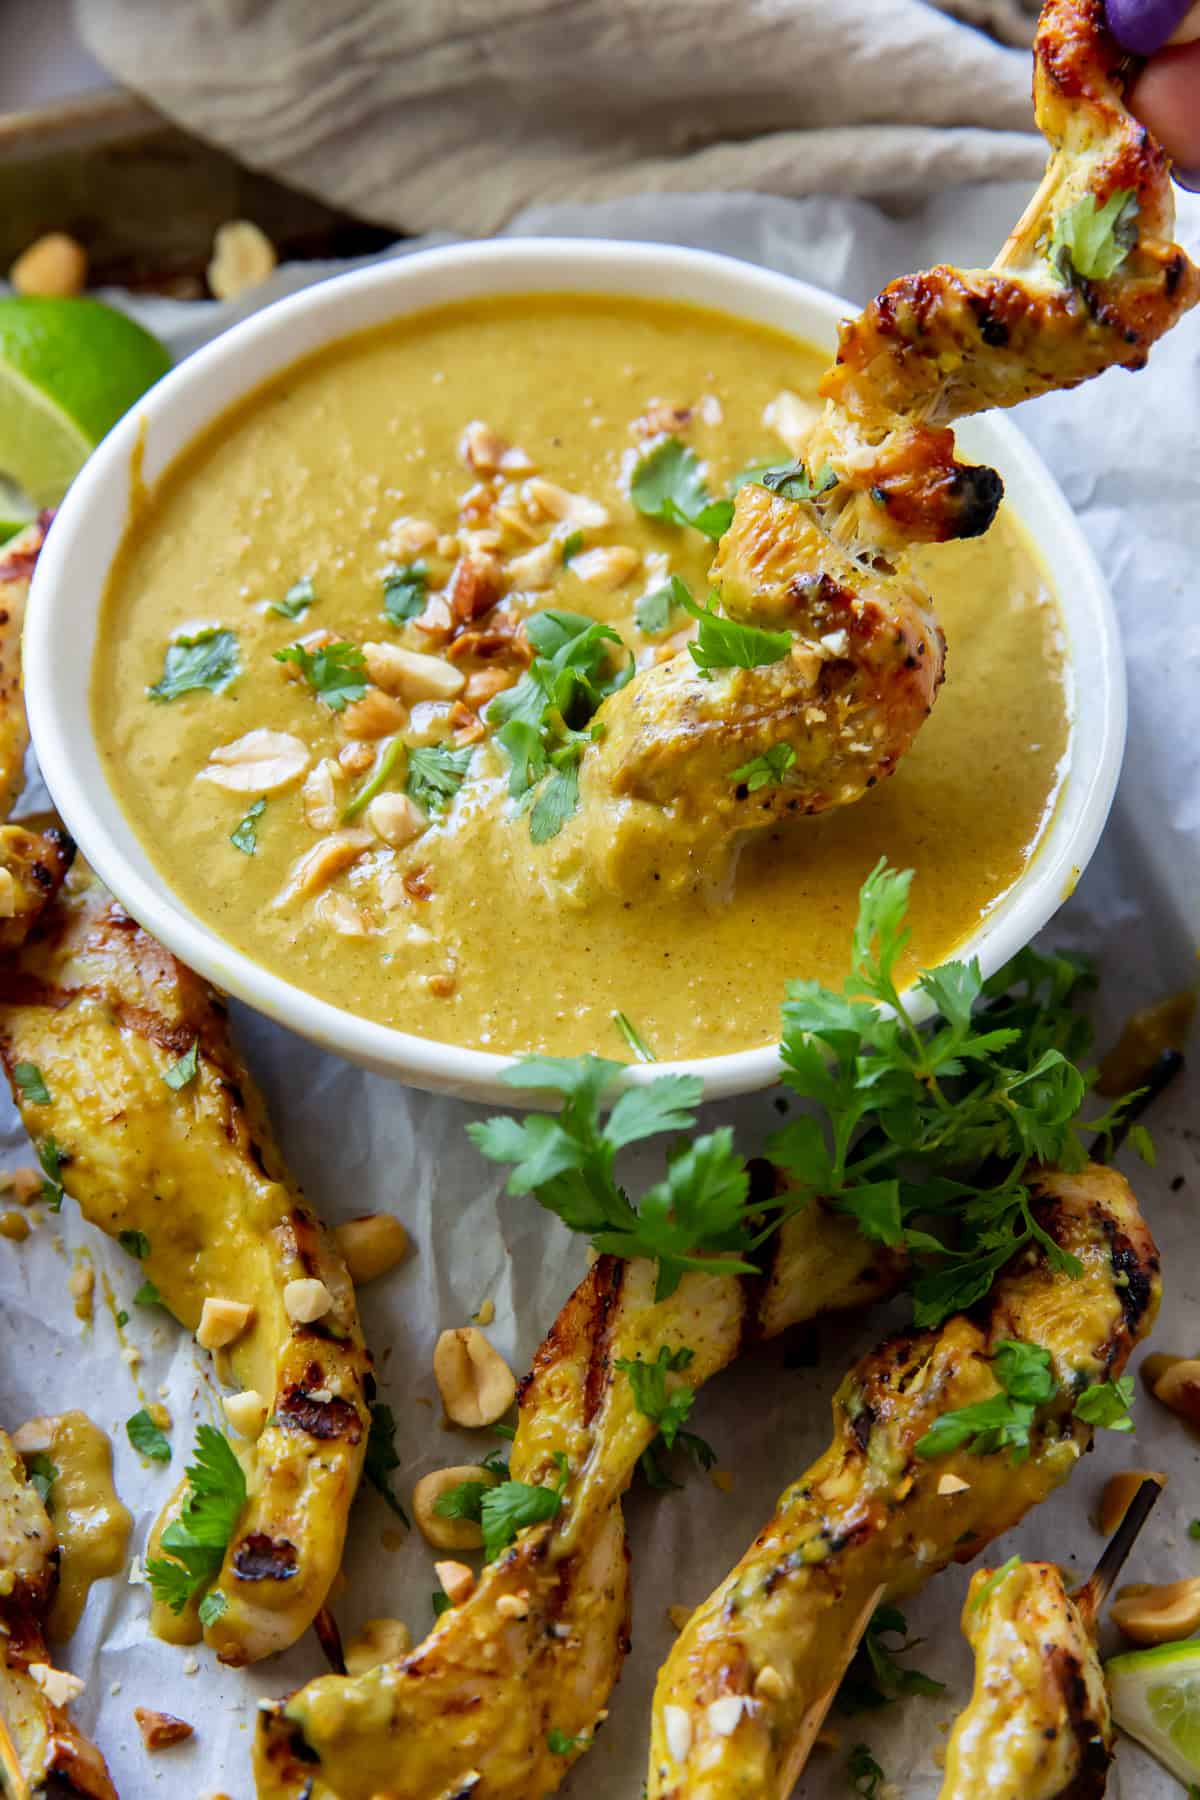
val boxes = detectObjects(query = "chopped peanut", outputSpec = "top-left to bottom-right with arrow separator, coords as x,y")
222,1389 -> 268,1439
0,1210 -> 29,1241
315,892 -> 368,937
386,518 -> 438,557
937,1473 -> 969,1496
68,1264 -> 94,1323
29,1663 -> 84,1707
506,540 -> 561,592
334,1213 -> 410,1285
1096,1469 -> 1166,1536
338,742 -> 375,775
11,232 -> 87,297
406,701 -> 457,746
340,687 -> 410,740
413,594 -> 455,642
433,1326 -> 517,1428
303,758 -> 344,831
435,1560 -> 476,1605
569,546 -> 641,590
764,388 -> 820,456
754,1663 -> 789,1700
283,1278 -> 334,1324
496,1592 -> 529,1620
367,792 -> 427,849
1140,1351 -> 1184,1391
521,477 -> 609,529
1111,1576 -> 1200,1644
134,1707 -> 194,1750
459,420 -> 510,474
198,728 -> 309,794
207,219 -> 277,299
1150,1357 -> 1200,1428
343,1617 -> 412,1676
362,641 -> 464,702
9,1167 -> 43,1205
196,1296 -> 255,1350
413,1464 -> 500,1551
274,830 -> 372,906
446,552 -> 503,624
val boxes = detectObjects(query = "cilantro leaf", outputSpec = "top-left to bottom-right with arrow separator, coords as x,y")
230,797 -> 266,855
560,530 -> 584,564
382,562 -> 428,625
1073,1374 -> 1135,1432
848,1742 -> 887,1798
275,639 -> 367,711
145,1425 -> 245,1613
618,1344 -> 717,1487
198,1589 -> 228,1626
163,1041 -> 199,1091
991,1339 -> 1057,1405
480,1453 -> 569,1561
529,762 -> 579,844
148,628 -> 239,702
679,590 -> 791,675
25,1452 -> 57,1507
839,1604 -> 945,1712
630,437 -> 733,539
37,1136 -> 64,1211
914,1339 -> 1056,1463
13,1063 -> 50,1104
758,460 -> 837,503
433,1480 -> 490,1523
118,1229 -> 150,1260
126,1408 -> 171,1463
1050,188 -> 1138,285
729,743 -> 796,792
431,1591 -> 452,1619
364,1403 -> 409,1525
133,1279 -> 162,1308
268,576 -> 316,621
405,743 -> 474,816
635,574 -> 689,637
547,1726 -> 591,1755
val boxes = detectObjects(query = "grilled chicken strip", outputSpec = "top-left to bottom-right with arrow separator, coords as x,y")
0,1430 -> 118,1800
0,868 -> 372,1667
569,0 -> 1198,898
939,1560 -> 1111,1800
255,1186 -> 904,1800
646,1163 -> 1158,1799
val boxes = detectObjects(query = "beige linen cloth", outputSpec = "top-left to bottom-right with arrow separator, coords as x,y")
76,0 -> 1045,235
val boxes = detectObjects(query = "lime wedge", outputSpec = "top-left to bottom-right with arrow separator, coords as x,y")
0,296 -> 170,508
1106,1637 -> 1200,1784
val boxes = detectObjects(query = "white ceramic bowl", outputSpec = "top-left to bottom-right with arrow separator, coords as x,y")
25,239 -> 1125,1103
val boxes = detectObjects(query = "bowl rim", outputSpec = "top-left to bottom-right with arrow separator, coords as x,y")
24,236 -> 1127,1103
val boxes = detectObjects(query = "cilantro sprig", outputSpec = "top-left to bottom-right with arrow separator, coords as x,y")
679,588 -> 791,676
364,1403 -> 410,1526
383,562 -> 428,625
914,1339 -> 1135,1463
406,744 -> 474,817
275,639 -> 367,711
467,1057 -> 785,1300
617,1345 -> 717,1489
489,609 -> 632,843
148,628 -> 239,702
730,744 -> 796,792
145,1426 -> 246,1613
630,437 -> 733,540
1050,188 -> 1138,286
268,576 -> 316,621
838,1603 -> 945,1712
476,1452 -> 569,1561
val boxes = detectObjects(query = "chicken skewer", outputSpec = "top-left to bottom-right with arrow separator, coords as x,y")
254,1186 -> 905,1800
0,1430 -> 118,1800
645,1162 -> 1159,1799
0,865 -> 373,1667
569,0 -> 1200,898
938,1476 -> 1162,1799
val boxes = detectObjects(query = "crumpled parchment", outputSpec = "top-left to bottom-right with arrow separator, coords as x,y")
1,183 -> 1198,1797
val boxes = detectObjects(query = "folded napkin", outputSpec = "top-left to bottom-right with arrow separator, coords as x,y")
75,0 -> 1046,234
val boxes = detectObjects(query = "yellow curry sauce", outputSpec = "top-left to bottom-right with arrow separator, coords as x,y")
94,295 -> 1068,1061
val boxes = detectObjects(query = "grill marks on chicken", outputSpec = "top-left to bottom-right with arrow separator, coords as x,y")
939,1560 -> 1112,1800
0,872 -> 373,1667
644,1165 -> 1159,1799
254,1197 -> 905,1800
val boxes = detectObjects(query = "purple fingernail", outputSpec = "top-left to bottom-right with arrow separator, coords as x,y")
1175,165 -> 1200,191
1106,0 -> 1193,54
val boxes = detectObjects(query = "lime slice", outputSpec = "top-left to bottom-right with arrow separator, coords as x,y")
0,296 -> 171,508
1106,1638 -> 1200,1784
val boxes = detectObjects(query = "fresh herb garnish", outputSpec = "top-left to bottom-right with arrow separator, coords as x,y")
344,735 -> 406,820
38,1137 -> 64,1212
915,1341 -> 1134,1463
729,744 -> 796,792
134,1279 -> 162,1308
547,1727 -> 591,1755
13,1063 -> 50,1104
268,576 -> 316,621
630,437 -> 733,539
634,574 -> 689,637
758,460 -> 837,503
490,609 -> 632,842
405,744 -> 474,817
431,1591 -> 452,1619
1188,1518 -> 1200,1541
618,1345 -> 717,1489
383,562 -> 428,626
839,1603 -> 945,1712
613,1009 -> 656,1063
678,589 -> 791,676
1128,1122 -> 1156,1167
468,1057 -> 776,1300
126,1409 -> 171,1464
145,1425 -> 246,1613
848,1741 -> 887,1798
364,1403 -> 409,1526
25,1452 -> 57,1507
275,639 -> 368,712
1050,188 -> 1138,285
433,1479 -> 492,1522
479,1452 -> 569,1561
163,1041 -> 199,1091
230,797 -> 266,855
118,1229 -> 150,1261
148,628 -> 240,702
1073,1374 -> 1135,1432
969,1554 -> 1022,1612
765,857 -> 1128,1326
561,530 -> 584,565
198,1589 -> 228,1626
115,1309 -> 128,1328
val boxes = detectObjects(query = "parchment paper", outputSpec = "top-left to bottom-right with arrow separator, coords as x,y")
2,183 -> 1198,1798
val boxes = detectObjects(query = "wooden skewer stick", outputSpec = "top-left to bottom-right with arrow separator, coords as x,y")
1074,1474 -> 1164,1634
312,1603 -> 346,1675
779,1581 -> 886,1792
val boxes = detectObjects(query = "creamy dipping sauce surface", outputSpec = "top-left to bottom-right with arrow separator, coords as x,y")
94,295 -> 1069,1062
